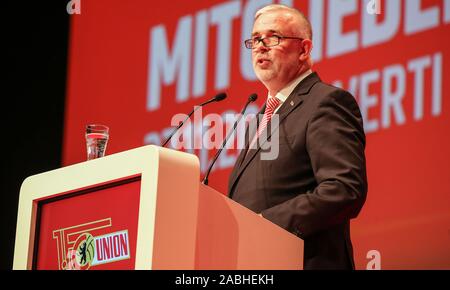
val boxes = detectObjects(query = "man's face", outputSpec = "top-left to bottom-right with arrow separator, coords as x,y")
251,11 -> 303,89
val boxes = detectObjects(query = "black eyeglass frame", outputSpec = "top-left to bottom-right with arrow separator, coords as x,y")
244,35 -> 304,49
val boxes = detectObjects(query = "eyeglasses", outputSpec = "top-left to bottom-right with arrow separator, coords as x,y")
244,35 -> 304,49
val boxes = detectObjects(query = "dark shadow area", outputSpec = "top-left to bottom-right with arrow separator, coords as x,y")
1,2 -> 69,269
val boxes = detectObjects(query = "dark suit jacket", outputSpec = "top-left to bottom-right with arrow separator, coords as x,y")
228,72 -> 367,270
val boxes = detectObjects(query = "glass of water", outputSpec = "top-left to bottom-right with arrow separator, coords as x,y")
85,124 -> 109,160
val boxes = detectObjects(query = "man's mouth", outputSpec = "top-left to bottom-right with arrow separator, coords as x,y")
256,58 -> 271,65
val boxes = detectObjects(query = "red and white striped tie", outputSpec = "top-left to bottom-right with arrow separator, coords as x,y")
248,97 -> 280,150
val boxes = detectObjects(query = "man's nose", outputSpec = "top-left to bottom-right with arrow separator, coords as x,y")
253,42 -> 269,52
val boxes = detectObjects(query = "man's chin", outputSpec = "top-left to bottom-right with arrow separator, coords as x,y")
255,71 -> 275,82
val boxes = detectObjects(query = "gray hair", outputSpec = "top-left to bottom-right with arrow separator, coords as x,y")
255,4 -> 313,40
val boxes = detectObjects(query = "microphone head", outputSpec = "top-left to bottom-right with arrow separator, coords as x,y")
248,93 -> 258,102
214,92 -> 227,102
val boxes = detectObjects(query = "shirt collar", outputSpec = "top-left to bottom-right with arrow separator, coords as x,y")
268,69 -> 313,103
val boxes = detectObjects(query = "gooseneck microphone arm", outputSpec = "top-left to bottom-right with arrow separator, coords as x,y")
162,93 -> 227,147
202,93 -> 258,185
162,106 -> 199,147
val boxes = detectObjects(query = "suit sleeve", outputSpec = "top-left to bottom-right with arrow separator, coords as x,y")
261,89 -> 368,238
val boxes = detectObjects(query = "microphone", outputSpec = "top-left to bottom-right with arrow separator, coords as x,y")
202,93 -> 258,185
162,92 -> 227,147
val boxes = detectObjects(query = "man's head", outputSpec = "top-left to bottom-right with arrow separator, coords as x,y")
249,5 -> 313,95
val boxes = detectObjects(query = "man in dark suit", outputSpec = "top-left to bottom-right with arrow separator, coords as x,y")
228,4 -> 367,270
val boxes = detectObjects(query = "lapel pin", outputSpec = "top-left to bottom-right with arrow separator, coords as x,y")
290,101 -> 294,106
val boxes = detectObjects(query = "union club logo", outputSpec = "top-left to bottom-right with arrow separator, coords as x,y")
52,218 -> 130,270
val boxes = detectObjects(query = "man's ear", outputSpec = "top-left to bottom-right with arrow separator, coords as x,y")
299,39 -> 313,61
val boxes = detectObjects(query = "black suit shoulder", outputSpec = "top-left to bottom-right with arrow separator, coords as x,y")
307,81 -> 358,107
303,80 -> 363,131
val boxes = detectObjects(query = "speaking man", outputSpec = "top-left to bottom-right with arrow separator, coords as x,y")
228,4 -> 368,270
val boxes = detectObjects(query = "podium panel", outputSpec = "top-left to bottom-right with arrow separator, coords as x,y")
36,176 -> 141,269
196,185 -> 303,269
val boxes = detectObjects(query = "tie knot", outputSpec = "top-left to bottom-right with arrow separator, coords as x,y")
266,97 -> 280,112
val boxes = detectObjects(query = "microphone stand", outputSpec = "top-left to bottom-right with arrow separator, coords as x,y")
202,94 -> 257,185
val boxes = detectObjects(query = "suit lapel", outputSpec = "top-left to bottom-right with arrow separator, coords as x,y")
229,73 -> 321,197
239,104 -> 265,167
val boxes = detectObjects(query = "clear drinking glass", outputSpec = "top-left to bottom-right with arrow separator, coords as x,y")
85,124 -> 109,160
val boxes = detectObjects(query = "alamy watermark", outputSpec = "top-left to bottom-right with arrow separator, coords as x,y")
366,0 -> 382,15
67,0 -> 81,15
366,250 -> 381,270
168,107 -> 280,161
